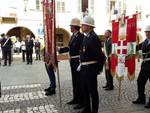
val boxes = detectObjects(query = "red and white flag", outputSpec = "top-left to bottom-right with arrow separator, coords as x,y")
111,14 -> 137,80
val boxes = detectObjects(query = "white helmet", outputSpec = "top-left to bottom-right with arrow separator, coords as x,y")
70,18 -> 80,27
81,16 -> 95,27
144,25 -> 150,32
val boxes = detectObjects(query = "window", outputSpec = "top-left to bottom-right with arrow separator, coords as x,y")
0,17 -> 17,24
56,34 -> 64,47
36,0 -> 40,10
110,0 -> 116,14
57,1 -> 65,12
82,0 -> 88,12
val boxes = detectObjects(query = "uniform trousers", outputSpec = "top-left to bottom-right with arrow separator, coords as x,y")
35,49 -> 41,60
80,64 -> 99,113
3,50 -> 11,65
105,60 -> 113,88
45,63 -> 56,91
137,68 -> 150,99
70,58 -> 83,104
22,50 -> 26,62
26,51 -> 33,64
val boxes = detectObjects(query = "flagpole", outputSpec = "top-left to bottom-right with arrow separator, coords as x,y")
118,79 -> 122,101
53,0 -> 63,112
43,0 -> 62,111
0,81 -> 1,98
56,65 -> 63,112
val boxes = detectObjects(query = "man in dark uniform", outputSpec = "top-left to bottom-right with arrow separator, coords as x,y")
25,35 -> 34,64
59,18 -> 84,108
0,34 -> 4,60
79,16 -> 105,113
103,30 -> 114,90
132,25 -> 150,108
0,33 -> 12,66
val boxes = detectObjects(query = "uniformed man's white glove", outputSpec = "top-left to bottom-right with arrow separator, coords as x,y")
77,64 -> 81,72
138,50 -> 142,56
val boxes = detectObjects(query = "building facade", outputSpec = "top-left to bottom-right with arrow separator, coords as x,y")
0,0 -> 150,46
0,0 -> 43,41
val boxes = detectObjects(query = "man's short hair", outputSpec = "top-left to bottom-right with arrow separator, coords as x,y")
72,26 -> 80,31
1,33 -> 5,37
106,29 -> 112,34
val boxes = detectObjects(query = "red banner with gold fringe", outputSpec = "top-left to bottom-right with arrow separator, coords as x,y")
43,0 -> 57,66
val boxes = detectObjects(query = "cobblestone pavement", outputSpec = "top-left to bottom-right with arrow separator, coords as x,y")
0,57 -> 150,113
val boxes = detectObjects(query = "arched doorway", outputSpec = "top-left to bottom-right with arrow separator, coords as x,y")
7,26 -> 35,41
56,28 -> 70,47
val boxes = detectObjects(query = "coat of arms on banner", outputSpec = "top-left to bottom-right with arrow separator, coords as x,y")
111,14 -> 137,81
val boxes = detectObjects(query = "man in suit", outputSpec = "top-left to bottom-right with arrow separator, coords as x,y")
132,25 -> 150,108
59,18 -> 84,108
79,16 -> 105,113
35,39 -> 41,60
103,30 -> 114,90
25,35 -> 34,64
0,33 -> 12,66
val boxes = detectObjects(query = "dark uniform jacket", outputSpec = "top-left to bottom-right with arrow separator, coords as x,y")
59,31 -> 84,57
1,37 -> 12,51
137,38 -> 150,71
105,38 -> 112,59
80,30 -> 105,74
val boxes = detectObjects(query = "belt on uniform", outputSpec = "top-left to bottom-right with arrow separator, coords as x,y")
143,58 -> 150,62
70,55 -> 80,59
81,61 -> 97,65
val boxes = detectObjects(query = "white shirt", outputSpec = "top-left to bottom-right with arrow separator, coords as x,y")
21,41 -> 26,50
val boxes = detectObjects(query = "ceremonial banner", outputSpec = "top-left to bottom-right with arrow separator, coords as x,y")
43,0 -> 62,108
111,14 -> 137,80
43,0 -> 57,66
125,14 -> 137,80
111,20 -> 119,76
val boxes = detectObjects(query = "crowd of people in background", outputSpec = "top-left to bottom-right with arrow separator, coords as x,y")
0,33 -> 41,66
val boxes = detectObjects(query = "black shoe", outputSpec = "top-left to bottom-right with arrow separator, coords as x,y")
77,108 -> 91,113
132,98 -> 145,104
45,90 -> 56,96
3,64 -> 7,66
67,100 -> 78,105
44,87 -> 51,92
74,104 -> 84,109
102,85 -> 108,88
105,87 -> 114,91
145,102 -> 150,108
